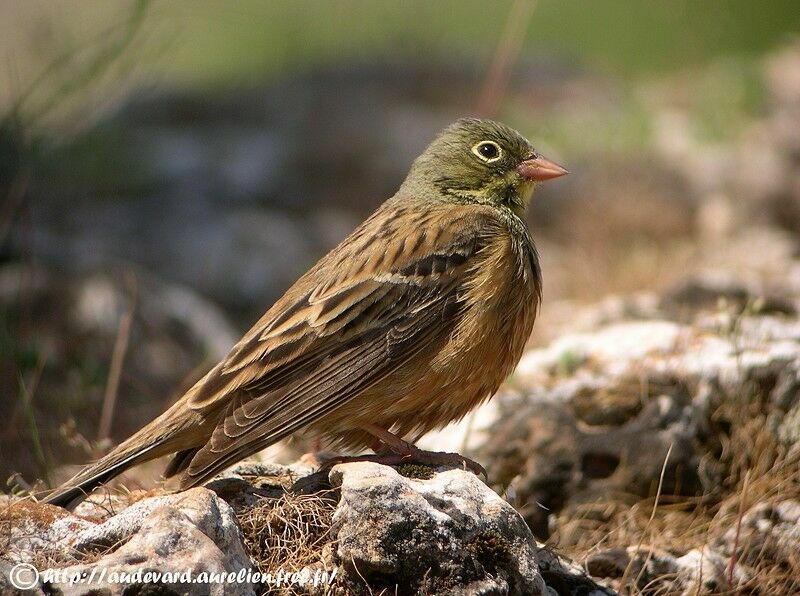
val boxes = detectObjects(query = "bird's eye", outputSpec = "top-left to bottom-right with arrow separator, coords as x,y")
471,140 -> 502,162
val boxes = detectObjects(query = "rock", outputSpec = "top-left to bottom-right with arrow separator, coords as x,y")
325,461 -> 611,595
418,264 -> 800,591
0,500 -> 96,564
2,463 -> 611,596
330,462 -> 545,595
48,505 -> 253,596
586,545 -> 748,594
717,500 -> 800,571
1,489 -> 253,596
672,548 -> 748,593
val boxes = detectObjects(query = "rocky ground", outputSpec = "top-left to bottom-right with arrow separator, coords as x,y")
2,238 -> 799,594
2,461 -> 611,596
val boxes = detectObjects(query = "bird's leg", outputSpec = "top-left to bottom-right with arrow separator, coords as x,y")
314,426 -> 404,471
362,424 -> 487,479
317,425 -> 487,479
369,434 -> 392,455
316,452 -> 409,470
362,424 -> 415,455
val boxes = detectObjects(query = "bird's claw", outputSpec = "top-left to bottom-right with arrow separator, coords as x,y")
406,447 -> 487,481
316,449 -> 487,482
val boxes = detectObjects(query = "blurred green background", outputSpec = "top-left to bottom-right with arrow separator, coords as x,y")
2,0 -> 799,489
5,0 -> 799,87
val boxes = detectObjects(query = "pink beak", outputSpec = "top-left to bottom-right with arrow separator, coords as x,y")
517,155 -> 569,181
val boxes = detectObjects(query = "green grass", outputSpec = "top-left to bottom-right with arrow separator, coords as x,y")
529,0 -> 800,78
153,1 -> 800,85
4,0 -> 800,91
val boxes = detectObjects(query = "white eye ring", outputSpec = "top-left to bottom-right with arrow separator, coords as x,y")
471,140 -> 503,163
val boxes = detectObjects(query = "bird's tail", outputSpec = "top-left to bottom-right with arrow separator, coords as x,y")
42,408 -> 195,510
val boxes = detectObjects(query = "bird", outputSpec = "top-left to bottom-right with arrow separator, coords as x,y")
43,118 -> 567,509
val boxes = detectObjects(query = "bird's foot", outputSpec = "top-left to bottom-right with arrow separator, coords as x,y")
403,446 -> 487,479
316,452 -> 409,472
358,423 -> 487,479
317,448 -> 486,480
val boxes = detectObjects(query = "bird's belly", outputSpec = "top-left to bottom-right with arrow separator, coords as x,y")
315,253 -> 537,450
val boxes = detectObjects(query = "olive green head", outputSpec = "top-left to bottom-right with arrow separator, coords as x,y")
401,118 -> 567,214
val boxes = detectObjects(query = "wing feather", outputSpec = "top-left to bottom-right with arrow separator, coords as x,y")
179,206 -> 495,486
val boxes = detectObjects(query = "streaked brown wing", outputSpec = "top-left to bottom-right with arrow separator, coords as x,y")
179,205 -> 492,486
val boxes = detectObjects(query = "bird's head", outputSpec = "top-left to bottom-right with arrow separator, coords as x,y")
402,118 -> 567,215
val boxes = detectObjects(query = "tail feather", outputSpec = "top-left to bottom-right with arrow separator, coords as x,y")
41,440 -> 166,510
163,447 -> 201,479
43,400 -> 205,509
43,394 -> 216,510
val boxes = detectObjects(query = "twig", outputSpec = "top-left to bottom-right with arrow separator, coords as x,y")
694,546 -> 704,596
97,272 -> 137,442
476,0 -> 537,117
0,167 -> 30,244
18,354 -> 49,486
350,556 -> 376,596
727,469 -> 751,588
11,0 -> 151,131
620,442 -> 673,592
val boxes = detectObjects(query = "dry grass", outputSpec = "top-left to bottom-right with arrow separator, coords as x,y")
557,383 -> 800,595
238,488 -> 339,595
0,498 -> 116,571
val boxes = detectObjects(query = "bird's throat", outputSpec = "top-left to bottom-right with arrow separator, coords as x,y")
503,179 -> 534,218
